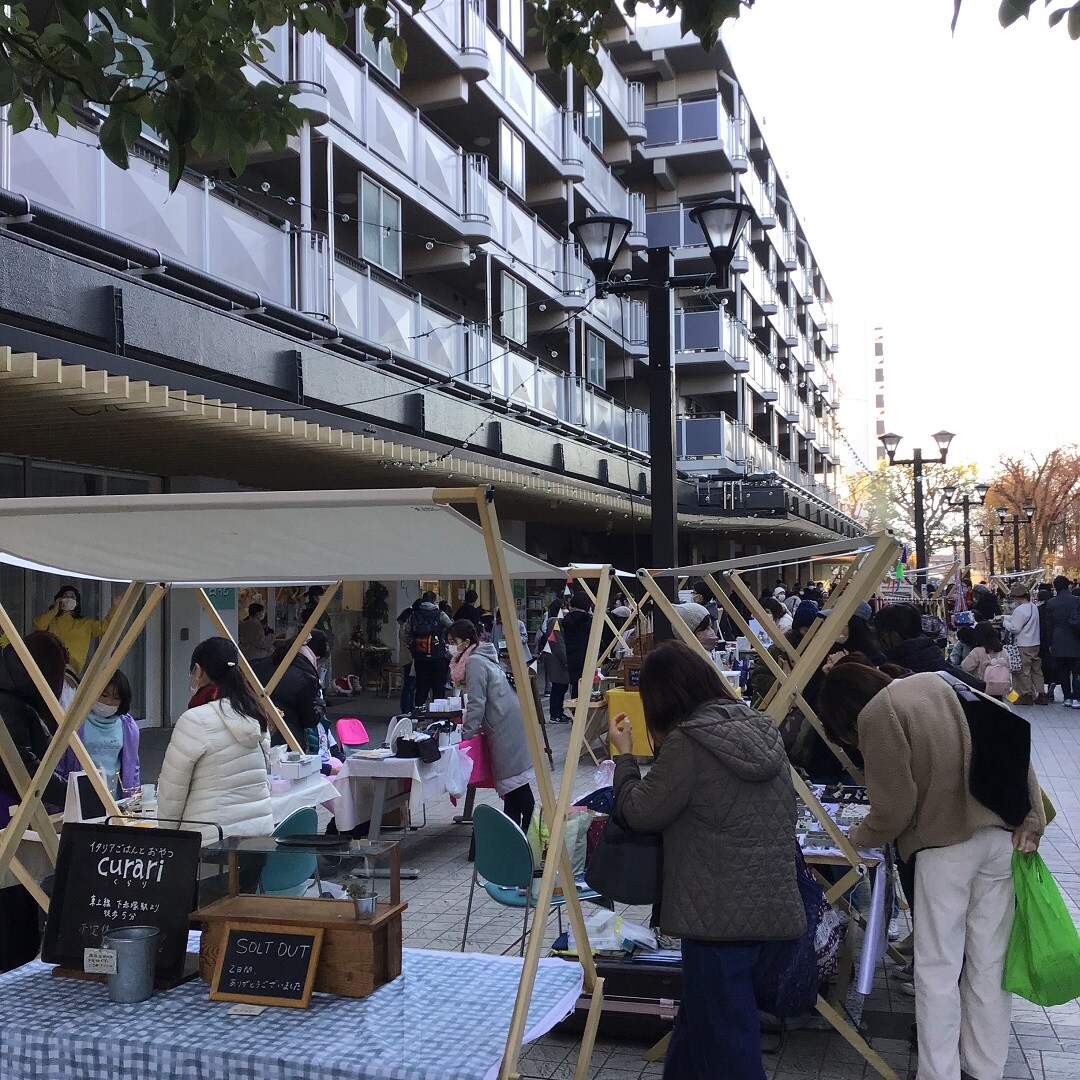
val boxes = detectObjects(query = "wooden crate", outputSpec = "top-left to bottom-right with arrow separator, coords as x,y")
194,895 -> 405,999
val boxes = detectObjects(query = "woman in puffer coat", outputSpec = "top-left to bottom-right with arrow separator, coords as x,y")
609,640 -> 805,1080
157,637 -> 274,851
447,619 -> 535,831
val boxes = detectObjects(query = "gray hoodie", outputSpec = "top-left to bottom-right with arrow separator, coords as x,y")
461,643 -> 533,786
614,700 -> 805,942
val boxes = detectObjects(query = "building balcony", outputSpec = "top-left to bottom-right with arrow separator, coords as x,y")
777,382 -> 800,424
595,45 -> 647,141
746,341 -> 778,401
642,98 -> 748,176
827,323 -> 840,353
741,165 -> 776,230
744,264 -> 779,315
674,311 -> 749,373
810,298 -> 829,331
780,230 -> 798,271
799,266 -> 816,304
412,0 -> 491,81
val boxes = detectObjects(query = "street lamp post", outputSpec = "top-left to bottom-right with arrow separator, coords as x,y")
995,505 -> 1037,573
572,198 -> 752,639
879,430 -> 956,596
943,481 -> 990,568
979,529 -> 999,578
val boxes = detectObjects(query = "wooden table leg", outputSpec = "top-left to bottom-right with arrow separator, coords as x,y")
227,850 -> 239,897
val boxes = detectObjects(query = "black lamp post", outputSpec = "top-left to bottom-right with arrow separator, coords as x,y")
571,197 -> 752,638
979,529 -> 999,578
879,430 -> 955,597
943,481 -> 990,568
995,504 -> 1037,573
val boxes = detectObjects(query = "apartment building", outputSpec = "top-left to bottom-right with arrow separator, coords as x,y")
0,4 -> 857,715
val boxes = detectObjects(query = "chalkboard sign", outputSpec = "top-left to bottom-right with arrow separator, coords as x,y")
622,658 -> 642,691
210,922 -> 323,1008
41,822 -> 203,979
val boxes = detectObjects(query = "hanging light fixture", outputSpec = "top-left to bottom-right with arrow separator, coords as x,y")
932,430 -> 955,459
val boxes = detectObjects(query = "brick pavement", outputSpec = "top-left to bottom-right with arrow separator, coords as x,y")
338,693 -> 1080,1079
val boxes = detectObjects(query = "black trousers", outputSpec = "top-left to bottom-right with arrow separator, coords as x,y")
413,660 -> 449,707
503,784 -> 535,833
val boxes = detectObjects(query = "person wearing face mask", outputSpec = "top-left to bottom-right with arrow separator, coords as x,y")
157,637 -> 274,847
34,584 -> 121,675
673,602 -> 719,652
254,629 -> 329,749
446,619 -> 535,830
57,670 -> 140,797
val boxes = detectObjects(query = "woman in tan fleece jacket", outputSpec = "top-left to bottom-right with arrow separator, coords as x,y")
818,663 -> 1044,1080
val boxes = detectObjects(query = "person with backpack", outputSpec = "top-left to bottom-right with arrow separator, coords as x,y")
407,591 -> 452,708
1044,575 -> 1080,707
961,624 -> 1013,700
609,640 -> 805,1080
816,660 -> 1044,1080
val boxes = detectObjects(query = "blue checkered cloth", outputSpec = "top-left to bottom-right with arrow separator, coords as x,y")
0,945 -> 582,1080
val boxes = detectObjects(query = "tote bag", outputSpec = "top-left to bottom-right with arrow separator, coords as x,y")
584,813 -> 662,906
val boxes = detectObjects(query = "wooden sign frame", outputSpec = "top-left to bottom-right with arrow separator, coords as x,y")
622,657 -> 642,691
210,921 -> 324,1009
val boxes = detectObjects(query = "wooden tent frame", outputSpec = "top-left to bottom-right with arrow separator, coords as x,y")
569,568 -> 644,671
0,485 -> 605,1080
638,532 -> 902,1080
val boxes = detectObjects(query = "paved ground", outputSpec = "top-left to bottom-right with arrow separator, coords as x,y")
144,689 -> 1080,1079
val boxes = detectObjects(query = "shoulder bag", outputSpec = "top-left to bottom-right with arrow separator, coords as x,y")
584,812 -> 662,907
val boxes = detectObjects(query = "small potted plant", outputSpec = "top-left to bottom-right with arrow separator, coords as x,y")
345,880 -> 378,918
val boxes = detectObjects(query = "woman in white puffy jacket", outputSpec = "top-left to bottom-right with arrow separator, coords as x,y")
157,637 -> 275,850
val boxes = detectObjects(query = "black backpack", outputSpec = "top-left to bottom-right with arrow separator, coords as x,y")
408,606 -> 446,661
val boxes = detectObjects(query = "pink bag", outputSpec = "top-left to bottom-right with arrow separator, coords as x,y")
458,736 -> 495,789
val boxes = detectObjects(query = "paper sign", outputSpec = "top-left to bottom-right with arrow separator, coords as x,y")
84,947 -> 117,975
227,1003 -> 267,1016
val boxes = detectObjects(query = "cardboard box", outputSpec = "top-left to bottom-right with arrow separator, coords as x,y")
277,755 -> 320,779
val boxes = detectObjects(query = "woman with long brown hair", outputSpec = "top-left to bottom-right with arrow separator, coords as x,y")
608,640 -> 804,1079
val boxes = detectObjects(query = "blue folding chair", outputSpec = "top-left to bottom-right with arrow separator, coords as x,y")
460,804 -> 608,956
259,806 -> 321,897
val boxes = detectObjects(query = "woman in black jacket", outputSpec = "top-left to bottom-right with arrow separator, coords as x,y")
256,630 -> 328,748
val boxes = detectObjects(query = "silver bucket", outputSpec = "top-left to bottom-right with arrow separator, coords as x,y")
103,926 -> 160,1003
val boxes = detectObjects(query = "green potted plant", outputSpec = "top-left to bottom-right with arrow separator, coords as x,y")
361,581 -> 390,646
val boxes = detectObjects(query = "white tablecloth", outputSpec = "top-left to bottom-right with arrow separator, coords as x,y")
270,771 -> 340,833
334,749 -> 456,832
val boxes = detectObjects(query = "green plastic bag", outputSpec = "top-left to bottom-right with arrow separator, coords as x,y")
1003,851 -> 1080,1006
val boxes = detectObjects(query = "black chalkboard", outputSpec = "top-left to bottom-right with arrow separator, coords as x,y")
41,822 -> 203,978
210,923 -> 323,1008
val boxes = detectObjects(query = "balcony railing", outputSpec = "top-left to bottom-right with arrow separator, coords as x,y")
644,98 -> 747,162
675,311 -> 748,369
677,414 -> 740,461
628,191 -> 647,246
746,341 -> 777,399
595,45 -> 646,135
741,165 -> 776,227
581,140 -> 634,218
646,205 -> 705,250
747,263 -> 779,313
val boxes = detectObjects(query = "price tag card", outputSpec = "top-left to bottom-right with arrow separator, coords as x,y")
84,947 -> 117,975
227,1003 -> 267,1016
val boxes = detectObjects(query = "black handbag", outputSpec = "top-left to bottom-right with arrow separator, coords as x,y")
584,813 -> 662,906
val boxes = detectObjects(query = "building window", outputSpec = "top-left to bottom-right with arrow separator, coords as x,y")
499,121 -> 525,199
361,177 -> 402,276
585,330 -> 606,389
584,89 -> 602,149
359,12 -> 400,84
501,273 -> 527,345
499,0 -> 524,53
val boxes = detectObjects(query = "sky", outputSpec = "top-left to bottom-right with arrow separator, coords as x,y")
703,0 -> 1080,477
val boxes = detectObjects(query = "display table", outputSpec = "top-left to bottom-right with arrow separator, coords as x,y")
335,748 -> 456,839
0,938 -> 582,1080
270,772 -> 340,832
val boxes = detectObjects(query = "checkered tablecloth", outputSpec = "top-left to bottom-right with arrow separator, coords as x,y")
0,944 -> 583,1080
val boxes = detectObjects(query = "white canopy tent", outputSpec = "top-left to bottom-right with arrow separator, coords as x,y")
0,485 -> 606,1080
0,488 -> 559,584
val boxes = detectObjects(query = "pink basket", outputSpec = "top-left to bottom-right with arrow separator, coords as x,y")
458,736 -> 495,789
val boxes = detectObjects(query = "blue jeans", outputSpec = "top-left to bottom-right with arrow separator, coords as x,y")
664,940 -> 765,1080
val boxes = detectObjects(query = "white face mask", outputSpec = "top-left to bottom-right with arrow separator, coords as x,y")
59,597 -> 77,611
446,643 -> 460,658
91,703 -> 119,719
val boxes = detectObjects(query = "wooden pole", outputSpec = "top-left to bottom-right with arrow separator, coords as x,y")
0,584 -> 164,883
195,589 -> 305,754
472,492 -> 603,1080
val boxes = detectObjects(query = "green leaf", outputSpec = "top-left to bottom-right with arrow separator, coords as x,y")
1049,6 -> 1068,23
98,113 -> 131,170
228,139 -> 247,177
37,103 -> 59,136
7,98 -> 33,134
999,0 -> 1033,26
1070,1 -> 1080,35
389,35 -> 408,70
168,139 -> 185,192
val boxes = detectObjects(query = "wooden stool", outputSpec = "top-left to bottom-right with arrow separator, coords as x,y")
384,665 -> 404,698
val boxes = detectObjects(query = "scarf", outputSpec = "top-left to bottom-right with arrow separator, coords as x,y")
299,645 -> 319,670
188,682 -> 221,710
450,643 -> 477,687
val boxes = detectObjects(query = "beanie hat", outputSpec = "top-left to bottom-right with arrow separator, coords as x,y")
792,600 -> 820,630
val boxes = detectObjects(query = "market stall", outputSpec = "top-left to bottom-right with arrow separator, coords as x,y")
638,533 -> 905,1080
0,485 -> 609,1080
